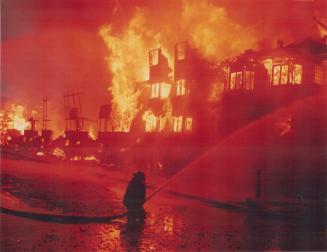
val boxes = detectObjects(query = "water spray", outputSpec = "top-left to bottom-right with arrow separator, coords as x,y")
144,109 -> 281,204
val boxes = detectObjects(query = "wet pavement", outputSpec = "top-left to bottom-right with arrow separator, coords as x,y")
1,158 -> 326,251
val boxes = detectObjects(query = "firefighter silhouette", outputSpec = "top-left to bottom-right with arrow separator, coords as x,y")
123,171 -> 146,218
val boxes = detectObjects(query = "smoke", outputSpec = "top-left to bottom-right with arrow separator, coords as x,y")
99,0 -> 263,131
3,0 -> 324,135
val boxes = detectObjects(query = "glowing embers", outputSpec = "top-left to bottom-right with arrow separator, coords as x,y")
150,82 -> 171,99
172,116 -> 192,132
149,49 -> 159,66
229,71 -> 254,90
163,216 -> 174,234
36,151 -> 45,156
52,148 -> 66,159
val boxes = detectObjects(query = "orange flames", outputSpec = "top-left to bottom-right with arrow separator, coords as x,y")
142,110 -> 160,132
99,1 -> 260,132
263,58 -> 303,85
99,11 -> 148,132
88,126 -> 96,140
142,103 -> 172,133
181,0 -> 257,61
0,104 -> 30,134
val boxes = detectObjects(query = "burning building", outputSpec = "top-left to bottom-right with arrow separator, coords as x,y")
222,38 -> 327,134
143,48 -> 172,133
172,41 -> 220,138
141,42 -> 220,140
225,38 -> 327,91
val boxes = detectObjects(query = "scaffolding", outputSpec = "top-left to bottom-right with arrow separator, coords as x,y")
63,92 -> 86,132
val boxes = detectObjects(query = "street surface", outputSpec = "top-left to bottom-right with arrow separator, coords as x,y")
1,158 -> 326,251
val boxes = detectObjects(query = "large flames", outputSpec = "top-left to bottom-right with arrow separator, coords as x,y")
99,11 -> 148,132
99,0 -> 260,132
181,0 -> 257,61
0,104 -> 30,134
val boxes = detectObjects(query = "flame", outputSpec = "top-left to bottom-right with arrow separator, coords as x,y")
142,110 -> 158,132
98,1 -> 262,134
84,155 -> 98,161
88,126 -> 96,140
159,82 -> 171,99
0,104 -> 30,134
181,0 -> 257,61
52,147 -> 66,159
150,82 -> 172,99
12,105 -> 30,133
99,10 -> 151,132
262,58 -> 273,84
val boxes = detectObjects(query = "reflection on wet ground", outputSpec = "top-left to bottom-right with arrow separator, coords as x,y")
2,194 -> 326,251
1,160 -> 326,251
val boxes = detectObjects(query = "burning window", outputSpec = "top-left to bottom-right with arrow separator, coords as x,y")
230,73 -> 236,89
281,65 -> 289,84
293,64 -> 302,84
149,49 -> 159,66
272,63 -> 302,85
263,59 -> 273,82
160,82 -> 171,98
177,79 -> 186,96
173,116 -> 183,132
314,64 -> 323,84
272,65 -> 281,85
151,83 -> 160,98
230,71 -> 253,90
143,110 -> 158,132
245,71 -> 255,90
236,72 -> 242,89
185,117 -> 192,131
151,83 -> 171,99
177,43 -> 186,60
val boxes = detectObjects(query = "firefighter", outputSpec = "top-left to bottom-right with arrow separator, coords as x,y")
123,171 -> 146,218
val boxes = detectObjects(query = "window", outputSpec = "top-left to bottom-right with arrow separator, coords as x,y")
314,64 -> 323,84
281,65 -> 289,84
147,116 -> 157,132
160,82 -> 171,98
151,83 -> 160,98
177,79 -> 186,96
185,117 -> 192,131
230,71 -> 254,90
245,71 -> 255,90
149,49 -> 159,66
236,72 -> 242,89
230,73 -> 236,90
173,116 -> 183,132
177,43 -> 186,60
272,63 -> 302,85
143,111 -> 158,132
272,65 -> 281,85
151,83 -> 171,99
293,64 -> 302,84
